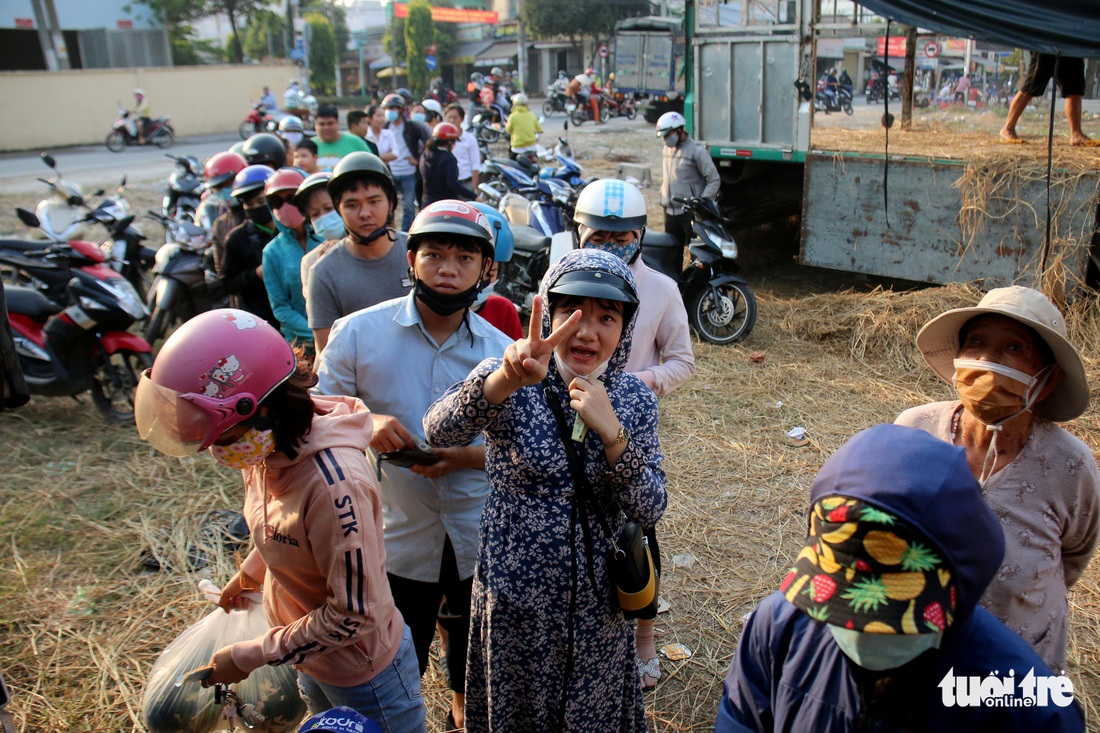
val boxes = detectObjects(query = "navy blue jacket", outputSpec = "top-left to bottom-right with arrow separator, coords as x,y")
716,425 -> 1085,733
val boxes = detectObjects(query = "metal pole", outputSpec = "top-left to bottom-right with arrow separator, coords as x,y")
390,2 -> 397,92
43,0 -> 70,69
359,43 -> 366,96
29,0 -> 58,71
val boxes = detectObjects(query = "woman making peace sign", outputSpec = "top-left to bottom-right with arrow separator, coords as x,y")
425,249 -> 667,731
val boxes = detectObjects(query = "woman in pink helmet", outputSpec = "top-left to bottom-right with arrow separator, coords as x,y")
134,309 -> 427,732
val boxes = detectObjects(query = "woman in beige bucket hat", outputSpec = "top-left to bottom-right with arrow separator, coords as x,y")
895,285 -> 1099,671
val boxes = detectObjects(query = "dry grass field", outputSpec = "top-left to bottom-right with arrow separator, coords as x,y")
0,102 -> 1098,731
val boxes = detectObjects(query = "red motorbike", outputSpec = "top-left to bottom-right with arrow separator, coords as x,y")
106,109 -> 175,152
4,209 -> 152,423
239,103 -> 279,139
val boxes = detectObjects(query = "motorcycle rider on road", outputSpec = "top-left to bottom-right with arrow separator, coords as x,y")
822,68 -> 839,107
132,89 -> 151,145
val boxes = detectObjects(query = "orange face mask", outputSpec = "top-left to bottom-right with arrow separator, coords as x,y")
952,358 -> 1042,425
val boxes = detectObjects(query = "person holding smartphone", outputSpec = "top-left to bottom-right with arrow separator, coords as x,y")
314,200 -> 512,730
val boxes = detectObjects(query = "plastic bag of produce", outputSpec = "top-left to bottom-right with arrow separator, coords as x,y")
142,581 -> 305,733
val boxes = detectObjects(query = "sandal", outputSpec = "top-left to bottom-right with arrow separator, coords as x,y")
636,655 -> 661,690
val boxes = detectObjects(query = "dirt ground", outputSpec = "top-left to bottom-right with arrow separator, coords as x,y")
1,103 -> 1099,731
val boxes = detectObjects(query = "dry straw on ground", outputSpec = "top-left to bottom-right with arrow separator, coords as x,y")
2,277 -> 1099,731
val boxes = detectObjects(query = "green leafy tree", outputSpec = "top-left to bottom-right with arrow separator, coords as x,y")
307,13 -> 338,94
125,0 -> 209,65
404,0 -> 435,97
302,1 -> 349,55
520,0 -> 646,58
243,10 -> 287,61
208,0 -> 278,63
129,0 -> 276,64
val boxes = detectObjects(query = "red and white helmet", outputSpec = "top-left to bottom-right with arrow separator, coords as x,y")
407,199 -> 495,259
135,309 -> 295,457
431,122 -> 462,141
204,151 -> 248,189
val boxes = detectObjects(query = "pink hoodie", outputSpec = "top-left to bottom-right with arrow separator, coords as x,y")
229,394 -> 405,687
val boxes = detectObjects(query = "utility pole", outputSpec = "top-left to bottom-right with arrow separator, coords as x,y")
390,1 -> 397,93
30,0 -> 70,71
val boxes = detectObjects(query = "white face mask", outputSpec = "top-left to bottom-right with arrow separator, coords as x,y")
828,625 -> 941,671
312,209 -> 346,241
662,131 -> 679,148
554,351 -> 609,387
282,131 -> 303,147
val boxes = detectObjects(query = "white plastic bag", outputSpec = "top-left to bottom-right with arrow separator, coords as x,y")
142,582 -> 305,733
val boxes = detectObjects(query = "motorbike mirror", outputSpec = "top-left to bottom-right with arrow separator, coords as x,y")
92,188 -> 105,197
41,153 -> 57,169
16,208 -> 41,229
118,175 -> 127,190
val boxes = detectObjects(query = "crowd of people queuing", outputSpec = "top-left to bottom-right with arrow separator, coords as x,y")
129,74 -> 1097,732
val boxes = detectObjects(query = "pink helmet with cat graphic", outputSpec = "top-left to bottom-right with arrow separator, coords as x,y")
135,309 -> 295,456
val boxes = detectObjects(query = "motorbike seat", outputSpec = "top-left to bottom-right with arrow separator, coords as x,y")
5,286 -> 62,319
0,238 -> 51,255
641,232 -> 683,279
511,225 -> 550,253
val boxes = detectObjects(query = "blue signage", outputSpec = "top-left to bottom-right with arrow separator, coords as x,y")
425,54 -> 438,71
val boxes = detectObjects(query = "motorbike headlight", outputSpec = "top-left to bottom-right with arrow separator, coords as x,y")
713,235 -> 738,259
98,278 -> 148,319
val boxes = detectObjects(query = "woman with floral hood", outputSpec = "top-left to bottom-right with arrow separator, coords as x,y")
425,249 -> 667,731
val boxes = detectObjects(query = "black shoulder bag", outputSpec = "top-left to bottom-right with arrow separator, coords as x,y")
543,384 -> 659,620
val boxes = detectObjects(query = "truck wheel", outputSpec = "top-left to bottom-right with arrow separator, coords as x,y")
689,282 -> 757,344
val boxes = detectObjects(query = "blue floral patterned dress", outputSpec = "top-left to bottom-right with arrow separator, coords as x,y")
425,250 -> 667,732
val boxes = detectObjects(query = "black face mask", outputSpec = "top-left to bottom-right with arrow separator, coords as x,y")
414,279 -> 482,316
245,205 -> 273,226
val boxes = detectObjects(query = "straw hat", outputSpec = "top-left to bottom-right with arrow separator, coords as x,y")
915,286 -> 1088,422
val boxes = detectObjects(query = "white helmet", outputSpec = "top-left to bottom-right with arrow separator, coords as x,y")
278,115 -> 304,133
134,88 -> 145,96
422,99 -> 444,117
656,111 -> 686,136
511,92 -> 528,106
574,178 -> 647,234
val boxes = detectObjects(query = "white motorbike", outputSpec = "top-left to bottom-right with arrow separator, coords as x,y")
31,153 -> 129,241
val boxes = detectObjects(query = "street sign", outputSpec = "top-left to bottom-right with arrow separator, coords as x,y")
598,44 -> 609,59
425,55 -> 438,71
290,48 -> 305,60
924,41 -> 940,58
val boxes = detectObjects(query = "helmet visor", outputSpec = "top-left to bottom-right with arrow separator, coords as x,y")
135,371 -> 251,457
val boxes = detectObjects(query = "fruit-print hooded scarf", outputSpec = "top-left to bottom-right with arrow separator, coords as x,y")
715,424 -> 1085,732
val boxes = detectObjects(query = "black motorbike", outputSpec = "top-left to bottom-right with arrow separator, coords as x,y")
815,82 -> 854,115
641,196 -> 757,344
142,211 -> 217,345
494,224 -> 554,317
542,87 -> 573,117
5,210 -> 153,423
163,154 -> 204,221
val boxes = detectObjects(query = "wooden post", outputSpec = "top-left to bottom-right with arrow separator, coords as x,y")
902,26 -> 916,130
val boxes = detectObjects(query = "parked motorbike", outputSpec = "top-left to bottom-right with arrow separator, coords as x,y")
640,196 -> 757,344
240,102 -> 280,139
493,223 -> 553,317
3,186 -> 148,305
6,209 -> 152,423
106,109 -> 175,152
814,81 -> 854,115
162,154 -> 205,221
538,138 -> 586,189
29,153 -> 104,241
142,210 -> 217,346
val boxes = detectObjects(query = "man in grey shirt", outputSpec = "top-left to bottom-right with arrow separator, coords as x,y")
656,111 -> 720,250
306,152 -> 413,353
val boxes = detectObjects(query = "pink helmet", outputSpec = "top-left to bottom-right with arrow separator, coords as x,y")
135,309 -> 295,457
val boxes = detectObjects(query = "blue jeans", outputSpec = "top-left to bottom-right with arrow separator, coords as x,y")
296,625 -> 426,733
392,172 -> 418,231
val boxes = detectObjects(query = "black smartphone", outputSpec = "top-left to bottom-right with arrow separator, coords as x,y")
379,438 -> 441,468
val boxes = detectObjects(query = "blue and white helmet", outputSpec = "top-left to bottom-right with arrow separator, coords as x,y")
574,179 -> 648,234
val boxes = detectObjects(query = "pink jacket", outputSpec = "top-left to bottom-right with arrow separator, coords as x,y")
624,259 -> 696,396
229,395 -> 405,687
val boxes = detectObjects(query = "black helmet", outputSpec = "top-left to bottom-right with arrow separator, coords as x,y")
548,268 -> 638,306
242,132 -> 287,169
382,93 -> 406,109
328,151 -> 396,208
395,87 -> 414,105
292,171 -> 332,214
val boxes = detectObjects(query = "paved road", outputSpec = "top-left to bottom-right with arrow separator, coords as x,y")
0,133 -> 242,195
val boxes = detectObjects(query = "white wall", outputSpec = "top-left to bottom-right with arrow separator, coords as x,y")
1,63 -> 297,151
